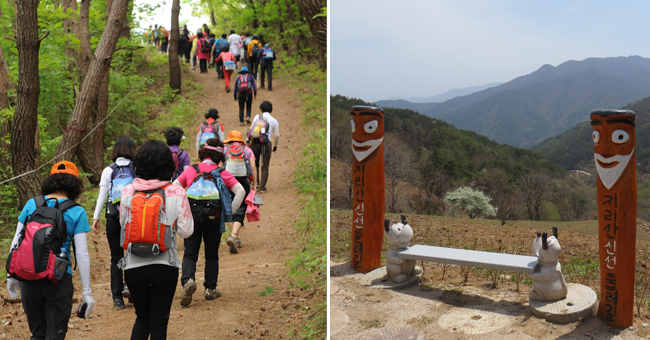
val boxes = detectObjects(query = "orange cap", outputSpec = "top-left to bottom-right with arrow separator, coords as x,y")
223,130 -> 245,144
51,161 -> 80,178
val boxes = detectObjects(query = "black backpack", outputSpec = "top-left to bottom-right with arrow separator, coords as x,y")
180,33 -> 189,44
252,43 -> 261,58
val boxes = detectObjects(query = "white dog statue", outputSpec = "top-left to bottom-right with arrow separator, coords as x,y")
385,215 -> 422,283
529,229 -> 568,301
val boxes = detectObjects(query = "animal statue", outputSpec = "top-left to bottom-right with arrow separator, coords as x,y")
385,215 -> 422,283
529,228 -> 568,301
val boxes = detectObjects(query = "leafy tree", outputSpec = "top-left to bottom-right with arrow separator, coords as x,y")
444,186 -> 496,219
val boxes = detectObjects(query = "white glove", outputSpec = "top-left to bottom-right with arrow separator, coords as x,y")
7,277 -> 19,299
81,293 -> 95,318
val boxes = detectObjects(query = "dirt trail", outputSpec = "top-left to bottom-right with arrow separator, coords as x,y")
1,65 -> 309,339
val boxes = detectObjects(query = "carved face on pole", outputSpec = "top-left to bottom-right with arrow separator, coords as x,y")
350,107 -> 384,162
591,110 -> 636,189
591,109 -> 636,328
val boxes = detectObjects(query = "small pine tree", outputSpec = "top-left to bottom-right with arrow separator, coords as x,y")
444,186 -> 497,219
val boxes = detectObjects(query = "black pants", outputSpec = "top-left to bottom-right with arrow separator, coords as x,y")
181,220 -> 222,289
232,177 -> 250,225
106,213 -> 125,300
238,92 -> 253,123
250,141 -> 272,190
20,273 -> 74,340
124,264 -> 178,340
260,64 -> 273,90
183,45 -> 191,63
216,60 -> 224,78
249,56 -> 259,78
199,59 -> 208,73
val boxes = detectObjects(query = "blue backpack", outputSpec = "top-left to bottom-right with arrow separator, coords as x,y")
186,165 -> 232,223
107,163 -> 135,216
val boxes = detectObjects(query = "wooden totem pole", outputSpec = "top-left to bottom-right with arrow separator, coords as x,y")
350,105 -> 385,273
591,109 -> 636,328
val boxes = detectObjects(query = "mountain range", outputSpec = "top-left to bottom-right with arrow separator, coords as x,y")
377,56 -> 650,148
383,82 -> 502,103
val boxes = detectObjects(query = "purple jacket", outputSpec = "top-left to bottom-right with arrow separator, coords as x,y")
169,145 -> 190,178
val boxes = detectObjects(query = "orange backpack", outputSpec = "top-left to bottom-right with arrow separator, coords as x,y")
121,185 -> 174,257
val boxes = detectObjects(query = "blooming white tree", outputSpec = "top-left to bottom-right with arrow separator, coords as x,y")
444,186 -> 497,219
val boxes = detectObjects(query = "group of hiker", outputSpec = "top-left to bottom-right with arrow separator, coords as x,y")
5,101 -> 281,338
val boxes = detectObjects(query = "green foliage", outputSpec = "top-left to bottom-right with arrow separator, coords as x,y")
444,186 -> 496,219
258,286 -> 275,296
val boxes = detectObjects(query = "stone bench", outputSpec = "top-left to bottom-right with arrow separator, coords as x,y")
397,244 -> 540,274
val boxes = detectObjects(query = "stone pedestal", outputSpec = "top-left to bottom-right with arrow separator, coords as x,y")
528,283 -> 597,323
359,267 -> 422,290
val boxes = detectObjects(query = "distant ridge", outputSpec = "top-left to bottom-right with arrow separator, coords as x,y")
420,56 -> 650,148
383,82 -> 502,103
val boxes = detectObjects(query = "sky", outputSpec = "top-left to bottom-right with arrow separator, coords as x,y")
134,0 -> 208,34
331,0 -> 650,103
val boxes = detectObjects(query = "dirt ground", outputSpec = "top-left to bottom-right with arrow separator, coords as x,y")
330,209 -> 650,340
0,62 -> 316,339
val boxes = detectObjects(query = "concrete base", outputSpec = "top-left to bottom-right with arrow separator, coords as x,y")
529,283 -> 597,323
330,310 -> 349,336
359,267 -> 422,290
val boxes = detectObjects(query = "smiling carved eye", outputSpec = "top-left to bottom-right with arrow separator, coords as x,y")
351,120 -> 356,133
612,130 -> 629,144
364,120 -> 378,133
592,131 -> 600,144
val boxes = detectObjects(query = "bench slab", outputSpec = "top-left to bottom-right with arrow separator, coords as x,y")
398,245 -> 539,274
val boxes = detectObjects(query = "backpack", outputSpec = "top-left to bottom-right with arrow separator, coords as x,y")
243,38 -> 252,50
171,149 -> 185,180
6,197 -> 77,283
180,33 -> 189,44
218,39 -> 229,52
225,144 -> 252,177
248,113 -> 270,143
199,39 -> 211,53
107,163 -> 135,217
262,47 -> 274,59
199,121 -> 221,146
186,165 -> 232,223
121,184 -> 173,257
252,43 -> 261,58
224,55 -> 236,70
238,75 -> 252,93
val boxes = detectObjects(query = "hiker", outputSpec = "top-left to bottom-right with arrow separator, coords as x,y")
215,46 -> 236,92
119,140 -> 194,339
91,136 -> 136,311
179,27 -> 190,63
159,26 -> 169,54
173,138 -> 246,307
242,32 -> 252,67
247,101 -> 280,192
202,23 -> 210,37
259,43 -> 277,91
166,127 -> 190,181
211,33 -> 229,79
7,161 -> 94,338
196,32 -> 210,73
208,33 -> 216,68
228,29 -> 242,68
223,131 -> 257,253
153,24 -> 160,47
191,29 -> 201,70
196,108 -> 225,154
234,66 -> 257,126
247,34 -> 262,79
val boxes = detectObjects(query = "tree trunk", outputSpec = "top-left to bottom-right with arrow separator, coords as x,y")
296,0 -> 326,69
12,0 -> 43,205
168,0 -> 181,92
210,10 -> 216,26
54,0 -> 129,162
0,5 -> 13,174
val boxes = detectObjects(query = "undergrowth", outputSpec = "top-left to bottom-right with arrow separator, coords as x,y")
284,63 -> 326,339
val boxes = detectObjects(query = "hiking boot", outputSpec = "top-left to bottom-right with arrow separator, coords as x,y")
226,87 -> 230,93
122,283 -> 131,300
180,279 -> 197,307
260,85 -> 265,89
245,117 -> 251,124
268,88 -> 272,91
113,298 -> 125,311
227,235 -> 240,254
205,288 -> 222,300
240,122 -> 244,126
258,187 -> 267,193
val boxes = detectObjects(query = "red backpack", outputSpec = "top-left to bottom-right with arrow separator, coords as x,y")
238,75 -> 251,93
171,149 -> 185,180
6,197 -> 77,283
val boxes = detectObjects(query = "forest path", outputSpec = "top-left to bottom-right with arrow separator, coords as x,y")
1,62 -> 308,339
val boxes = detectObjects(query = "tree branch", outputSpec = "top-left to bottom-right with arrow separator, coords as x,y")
37,31 -> 50,42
